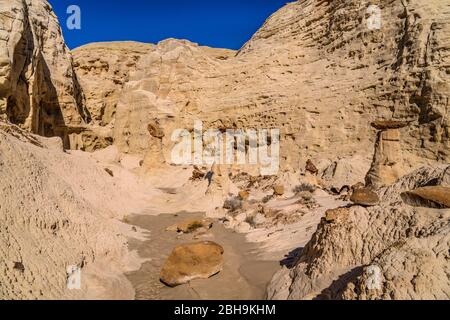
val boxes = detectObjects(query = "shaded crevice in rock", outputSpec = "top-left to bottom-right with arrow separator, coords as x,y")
268,165 -> 450,300
31,51 -> 66,140
365,122 -> 409,189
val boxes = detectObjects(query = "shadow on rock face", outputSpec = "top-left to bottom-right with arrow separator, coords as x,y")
401,186 -> 450,209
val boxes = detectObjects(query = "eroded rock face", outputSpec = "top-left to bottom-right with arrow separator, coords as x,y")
160,241 -> 224,287
0,121 -> 141,299
340,232 -> 449,300
0,2 -> 153,151
112,39 -> 235,161
0,0 -> 89,148
267,165 -> 450,300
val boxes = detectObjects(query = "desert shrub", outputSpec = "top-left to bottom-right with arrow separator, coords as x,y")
262,195 -> 273,203
293,183 -> 316,193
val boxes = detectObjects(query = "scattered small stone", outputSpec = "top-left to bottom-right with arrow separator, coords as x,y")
166,224 -> 179,232
273,185 -> 285,196
401,186 -> 450,208
193,231 -> 213,240
104,168 -> 114,177
234,212 -> 247,224
262,194 -> 273,203
223,197 -> 243,211
260,206 -> 280,218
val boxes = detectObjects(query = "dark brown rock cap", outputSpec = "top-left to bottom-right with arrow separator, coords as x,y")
370,120 -> 412,130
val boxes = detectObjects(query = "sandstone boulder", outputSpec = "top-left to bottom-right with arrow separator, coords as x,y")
166,218 -> 213,233
160,241 -> 224,287
147,121 -> 165,139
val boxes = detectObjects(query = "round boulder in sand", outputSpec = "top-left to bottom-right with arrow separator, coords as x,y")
401,186 -> 450,208
238,190 -> 250,200
350,188 -> 379,206
160,241 -> 224,287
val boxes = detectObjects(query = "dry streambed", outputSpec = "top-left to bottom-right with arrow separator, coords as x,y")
124,212 -> 280,300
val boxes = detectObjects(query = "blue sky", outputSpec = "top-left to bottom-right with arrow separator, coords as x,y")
48,0 -> 289,50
